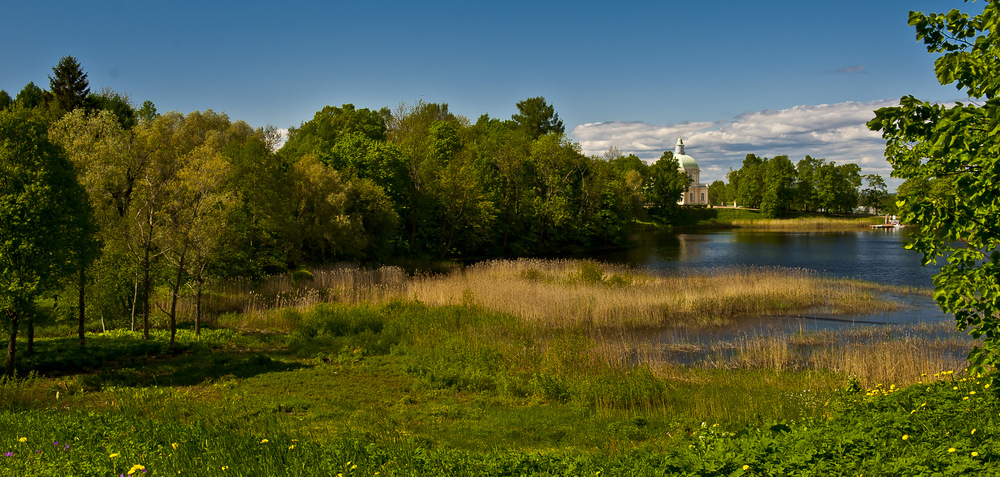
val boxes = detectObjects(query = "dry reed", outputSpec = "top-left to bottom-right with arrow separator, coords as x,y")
594,322 -> 973,388
406,259 -> 900,329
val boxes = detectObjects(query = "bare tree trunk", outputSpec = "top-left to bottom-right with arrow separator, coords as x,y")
78,267 -> 86,347
26,315 -> 33,356
195,276 -> 203,337
168,248 -> 187,351
131,277 -> 138,331
143,236 -> 151,340
5,311 -> 19,377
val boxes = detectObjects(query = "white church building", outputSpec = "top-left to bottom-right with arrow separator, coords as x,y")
675,138 -> 710,205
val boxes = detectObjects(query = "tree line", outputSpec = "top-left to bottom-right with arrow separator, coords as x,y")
706,154 -> 891,217
0,56 -> 698,374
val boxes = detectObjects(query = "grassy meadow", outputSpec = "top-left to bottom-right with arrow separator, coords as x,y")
2,260 -> 995,475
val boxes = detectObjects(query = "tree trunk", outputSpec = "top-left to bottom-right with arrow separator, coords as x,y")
168,248 -> 187,352
131,277 -> 138,332
78,267 -> 86,347
5,311 -> 19,377
195,276 -> 203,337
143,236 -> 151,340
26,314 -> 34,356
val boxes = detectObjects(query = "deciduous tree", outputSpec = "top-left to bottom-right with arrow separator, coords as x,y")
0,109 -> 95,375
15,82 -> 46,110
760,155 -> 796,218
860,174 -> 888,214
868,1 -> 1000,375
646,151 -> 689,217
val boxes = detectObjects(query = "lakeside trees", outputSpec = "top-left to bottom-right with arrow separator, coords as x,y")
721,153 -> 876,217
868,1 -> 1000,377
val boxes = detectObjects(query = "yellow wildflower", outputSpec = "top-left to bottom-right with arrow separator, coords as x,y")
972,429 -> 977,435
110,453 -> 120,458
128,464 -> 146,475
948,448 -> 956,453
171,442 -> 178,450
973,452 -> 980,457
902,435 -> 909,440
260,439 -> 269,444
17,437 -> 26,443
743,464 -> 750,471
289,445 -> 295,450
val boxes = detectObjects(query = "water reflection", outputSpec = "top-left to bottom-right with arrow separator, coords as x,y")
624,320 -> 973,368
616,229 -> 935,287
584,228 -> 951,328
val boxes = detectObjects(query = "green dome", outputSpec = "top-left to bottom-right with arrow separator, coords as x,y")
674,138 -> 699,170
677,154 -> 699,170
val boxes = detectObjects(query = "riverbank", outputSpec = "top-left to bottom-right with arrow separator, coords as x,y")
662,207 -> 884,230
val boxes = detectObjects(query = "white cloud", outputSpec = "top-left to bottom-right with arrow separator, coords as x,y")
272,127 -> 289,151
570,99 -> 901,186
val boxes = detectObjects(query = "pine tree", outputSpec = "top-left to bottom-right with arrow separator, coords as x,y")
48,55 -> 91,112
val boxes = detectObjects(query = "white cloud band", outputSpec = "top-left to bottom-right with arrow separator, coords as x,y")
571,99 -> 901,186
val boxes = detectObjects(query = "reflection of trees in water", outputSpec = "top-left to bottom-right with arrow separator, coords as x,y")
590,230 -> 933,289
652,233 -> 681,263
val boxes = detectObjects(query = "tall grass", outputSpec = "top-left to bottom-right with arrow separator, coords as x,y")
407,259 -> 901,329
596,323 -> 972,389
149,259 -> 905,332
160,265 -> 408,331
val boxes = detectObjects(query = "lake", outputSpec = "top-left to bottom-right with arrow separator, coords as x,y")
583,228 -> 951,330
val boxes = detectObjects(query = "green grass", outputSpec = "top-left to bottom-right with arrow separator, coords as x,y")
1,373 -> 996,475
0,301 -> 994,475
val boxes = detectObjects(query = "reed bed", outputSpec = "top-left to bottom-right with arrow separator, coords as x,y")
406,259 -> 899,329
593,322 -> 973,388
160,259 -> 901,331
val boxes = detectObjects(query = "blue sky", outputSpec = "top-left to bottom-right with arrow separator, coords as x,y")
0,0 -> 980,188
